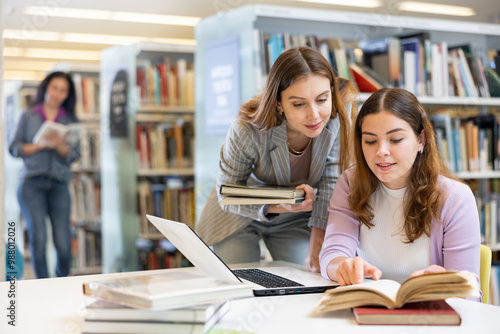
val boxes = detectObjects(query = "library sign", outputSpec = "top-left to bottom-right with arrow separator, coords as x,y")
110,69 -> 129,137
204,36 -> 240,135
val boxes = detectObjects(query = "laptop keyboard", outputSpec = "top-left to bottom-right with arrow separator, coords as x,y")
233,268 -> 304,288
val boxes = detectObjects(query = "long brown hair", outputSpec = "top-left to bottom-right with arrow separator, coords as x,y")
239,46 -> 351,172
349,88 -> 457,242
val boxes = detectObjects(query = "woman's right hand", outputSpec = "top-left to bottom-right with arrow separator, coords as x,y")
330,256 -> 382,286
267,184 -> 316,214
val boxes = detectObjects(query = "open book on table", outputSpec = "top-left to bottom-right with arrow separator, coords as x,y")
313,270 -> 479,313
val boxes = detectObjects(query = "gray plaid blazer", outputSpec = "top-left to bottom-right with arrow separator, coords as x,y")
196,117 -> 342,245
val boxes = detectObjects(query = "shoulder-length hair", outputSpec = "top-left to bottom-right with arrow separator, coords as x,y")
239,46 -> 352,172
35,71 -> 77,117
349,88 -> 457,242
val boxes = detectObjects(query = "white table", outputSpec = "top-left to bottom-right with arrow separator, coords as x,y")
1,266 -> 500,334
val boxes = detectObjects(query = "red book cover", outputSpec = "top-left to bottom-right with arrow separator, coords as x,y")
353,300 -> 461,326
156,62 -> 169,105
349,63 -> 383,93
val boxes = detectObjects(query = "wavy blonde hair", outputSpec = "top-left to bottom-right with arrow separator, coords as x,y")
349,88 -> 458,242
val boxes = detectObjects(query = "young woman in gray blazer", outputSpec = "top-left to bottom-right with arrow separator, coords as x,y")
197,46 -> 356,272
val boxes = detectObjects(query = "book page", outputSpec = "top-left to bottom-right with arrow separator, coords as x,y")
325,279 -> 400,302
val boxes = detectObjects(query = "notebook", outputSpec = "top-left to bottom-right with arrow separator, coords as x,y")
145,215 -> 339,296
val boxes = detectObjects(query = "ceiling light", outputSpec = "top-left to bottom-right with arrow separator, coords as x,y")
397,1 -> 475,16
292,0 -> 382,8
3,60 -> 58,71
4,70 -> 46,81
4,47 -> 100,61
23,6 -> 201,26
4,30 -> 196,47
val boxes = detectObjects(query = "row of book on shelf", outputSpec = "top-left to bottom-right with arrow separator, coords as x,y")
472,178 -> 500,247
260,31 -> 500,98
69,174 -> 101,224
72,226 -> 101,272
136,238 -> 189,271
489,263 -> 500,306
137,177 -> 195,236
136,57 -> 195,107
71,126 -> 101,171
429,112 -> 500,173
136,119 -> 194,170
72,74 -> 100,119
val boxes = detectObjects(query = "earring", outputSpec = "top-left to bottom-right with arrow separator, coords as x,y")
420,148 -> 424,154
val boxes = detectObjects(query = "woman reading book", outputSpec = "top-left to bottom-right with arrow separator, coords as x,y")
320,88 -> 481,300
9,71 -> 80,279
197,47 -> 357,272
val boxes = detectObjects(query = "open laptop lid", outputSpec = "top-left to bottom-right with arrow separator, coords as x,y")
146,215 -> 243,283
146,215 -> 338,295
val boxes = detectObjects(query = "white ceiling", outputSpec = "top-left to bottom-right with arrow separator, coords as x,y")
3,0 -> 500,79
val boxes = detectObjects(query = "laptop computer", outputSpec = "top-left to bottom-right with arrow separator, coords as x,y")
146,215 -> 338,296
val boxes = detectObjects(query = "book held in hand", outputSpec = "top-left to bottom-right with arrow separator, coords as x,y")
82,270 -> 253,310
353,300 -> 461,326
220,184 -> 306,199
83,299 -> 230,334
220,196 -> 305,205
33,121 -> 81,147
219,184 -> 315,205
313,270 -> 479,313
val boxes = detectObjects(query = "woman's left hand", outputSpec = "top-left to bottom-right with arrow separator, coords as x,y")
44,131 -> 66,148
305,227 -> 324,272
45,131 -> 70,157
410,265 -> 446,278
267,184 -> 316,214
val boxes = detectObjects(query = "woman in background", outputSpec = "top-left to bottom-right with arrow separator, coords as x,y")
10,71 -> 80,279
320,88 -> 480,297
197,46 -> 357,272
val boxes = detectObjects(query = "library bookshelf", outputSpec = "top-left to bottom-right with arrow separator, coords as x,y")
100,42 -> 195,273
194,3 -> 500,303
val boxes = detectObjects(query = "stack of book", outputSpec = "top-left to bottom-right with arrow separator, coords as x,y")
219,184 -> 308,205
81,271 -> 254,333
83,299 -> 230,334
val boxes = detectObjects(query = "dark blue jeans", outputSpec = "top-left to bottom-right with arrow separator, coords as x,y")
17,176 -> 72,279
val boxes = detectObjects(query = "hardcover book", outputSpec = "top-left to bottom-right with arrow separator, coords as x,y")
352,300 -> 461,326
85,299 -> 229,322
313,270 -> 479,313
220,184 -> 306,199
83,300 -> 230,334
220,196 -> 305,205
348,63 -> 383,93
82,270 -> 253,310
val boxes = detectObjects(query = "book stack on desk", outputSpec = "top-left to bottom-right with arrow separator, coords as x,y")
219,184 -> 308,205
81,271 -> 254,333
83,299 -> 230,334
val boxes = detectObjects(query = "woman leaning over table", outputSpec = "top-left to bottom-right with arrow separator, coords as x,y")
9,71 -> 80,279
197,46 -> 357,272
320,88 -> 481,299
